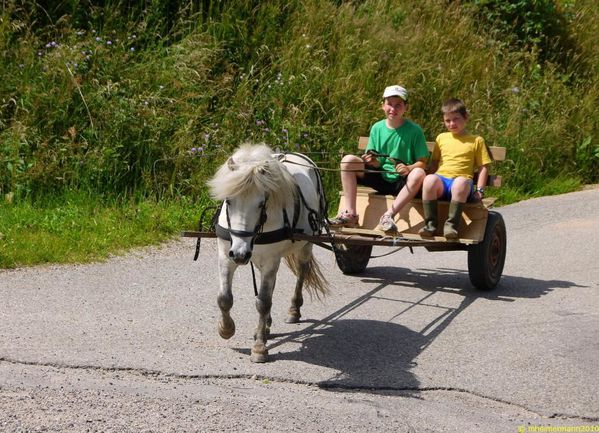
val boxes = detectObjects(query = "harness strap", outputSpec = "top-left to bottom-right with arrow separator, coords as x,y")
251,262 -> 258,297
215,223 -> 303,244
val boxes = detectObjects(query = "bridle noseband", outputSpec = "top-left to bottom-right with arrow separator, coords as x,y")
219,194 -> 269,248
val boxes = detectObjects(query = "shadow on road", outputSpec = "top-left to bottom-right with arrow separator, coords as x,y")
275,318 -> 425,390
255,265 -> 582,392
362,265 -> 586,299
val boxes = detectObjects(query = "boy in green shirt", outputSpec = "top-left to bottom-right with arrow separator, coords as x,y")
419,98 -> 492,239
329,85 -> 429,230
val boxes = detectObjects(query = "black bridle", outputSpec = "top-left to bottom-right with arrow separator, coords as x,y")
214,190 -> 301,247
220,194 -> 269,248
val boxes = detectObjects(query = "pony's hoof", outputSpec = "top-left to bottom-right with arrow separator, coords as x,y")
285,314 -> 301,324
250,350 -> 269,363
218,319 -> 235,340
250,343 -> 269,363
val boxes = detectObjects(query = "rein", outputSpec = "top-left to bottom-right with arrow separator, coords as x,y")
280,157 -> 402,175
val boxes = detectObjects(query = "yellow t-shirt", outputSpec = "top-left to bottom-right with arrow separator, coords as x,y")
432,132 -> 492,179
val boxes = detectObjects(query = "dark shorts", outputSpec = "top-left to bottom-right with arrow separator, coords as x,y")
359,165 -> 406,195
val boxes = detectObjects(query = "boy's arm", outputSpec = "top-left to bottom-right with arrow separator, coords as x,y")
395,157 -> 427,176
427,159 -> 439,174
363,132 -> 381,167
426,137 -> 441,174
474,164 -> 489,200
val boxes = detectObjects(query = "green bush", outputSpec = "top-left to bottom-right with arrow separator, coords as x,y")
466,0 -> 578,67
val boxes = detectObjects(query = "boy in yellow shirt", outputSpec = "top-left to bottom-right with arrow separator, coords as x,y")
419,98 -> 492,239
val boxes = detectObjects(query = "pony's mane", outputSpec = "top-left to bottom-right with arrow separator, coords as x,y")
208,143 -> 297,209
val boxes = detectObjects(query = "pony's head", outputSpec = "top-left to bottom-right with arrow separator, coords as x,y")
208,143 -> 296,208
208,143 -> 297,264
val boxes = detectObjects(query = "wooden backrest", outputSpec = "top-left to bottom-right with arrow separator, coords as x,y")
357,136 -> 505,187
357,137 -> 506,161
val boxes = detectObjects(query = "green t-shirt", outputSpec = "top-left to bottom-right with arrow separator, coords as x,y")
367,119 -> 429,182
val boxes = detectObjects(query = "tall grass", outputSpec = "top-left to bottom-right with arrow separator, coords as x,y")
1,0 -> 597,203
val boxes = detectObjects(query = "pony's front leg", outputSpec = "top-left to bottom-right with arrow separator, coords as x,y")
251,263 -> 279,363
217,248 -> 237,340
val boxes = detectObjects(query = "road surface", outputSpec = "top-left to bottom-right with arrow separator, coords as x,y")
1,188 -> 598,432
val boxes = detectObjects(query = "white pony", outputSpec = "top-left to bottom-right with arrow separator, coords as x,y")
208,143 -> 329,363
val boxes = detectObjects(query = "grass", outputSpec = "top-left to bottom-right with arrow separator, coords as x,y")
0,193 -> 201,269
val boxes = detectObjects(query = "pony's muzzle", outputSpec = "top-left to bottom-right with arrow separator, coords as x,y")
229,249 -> 252,265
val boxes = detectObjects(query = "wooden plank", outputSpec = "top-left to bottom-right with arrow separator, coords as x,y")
357,136 -> 506,161
180,230 -> 479,247
336,227 -> 478,245
337,189 -> 489,242
358,136 -> 369,149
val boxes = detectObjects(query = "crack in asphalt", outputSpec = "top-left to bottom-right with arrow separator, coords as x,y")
2,356 -> 597,423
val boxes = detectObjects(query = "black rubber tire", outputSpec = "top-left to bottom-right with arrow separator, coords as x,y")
333,244 -> 372,275
467,211 -> 507,290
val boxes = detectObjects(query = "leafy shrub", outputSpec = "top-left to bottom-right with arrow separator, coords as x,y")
465,0 -> 579,68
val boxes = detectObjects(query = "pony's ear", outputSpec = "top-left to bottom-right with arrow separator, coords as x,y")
227,157 -> 237,171
256,160 -> 270,175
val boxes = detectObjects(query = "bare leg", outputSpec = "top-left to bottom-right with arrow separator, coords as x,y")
449,176 -> 471,203
385,167 -> 426,216
339,155 -> 365,216
418,174 -> 445,236
421,174 -> 444,200
443,177 -> 471,239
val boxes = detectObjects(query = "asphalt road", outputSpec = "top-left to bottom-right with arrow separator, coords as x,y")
1,188 -> 598,433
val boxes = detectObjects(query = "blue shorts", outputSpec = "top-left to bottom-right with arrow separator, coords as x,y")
436,175 -> 475,201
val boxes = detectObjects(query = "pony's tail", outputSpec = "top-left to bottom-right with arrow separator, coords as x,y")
284,254 -> 330,300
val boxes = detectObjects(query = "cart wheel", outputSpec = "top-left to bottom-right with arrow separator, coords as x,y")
333,244 -> 372,275
467,211 -> 506,290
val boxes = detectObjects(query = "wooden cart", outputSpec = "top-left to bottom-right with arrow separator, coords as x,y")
329,137 -> 507,290
183,138 -> 507,291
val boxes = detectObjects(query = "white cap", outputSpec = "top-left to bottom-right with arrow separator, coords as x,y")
383,85 -> 408,101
